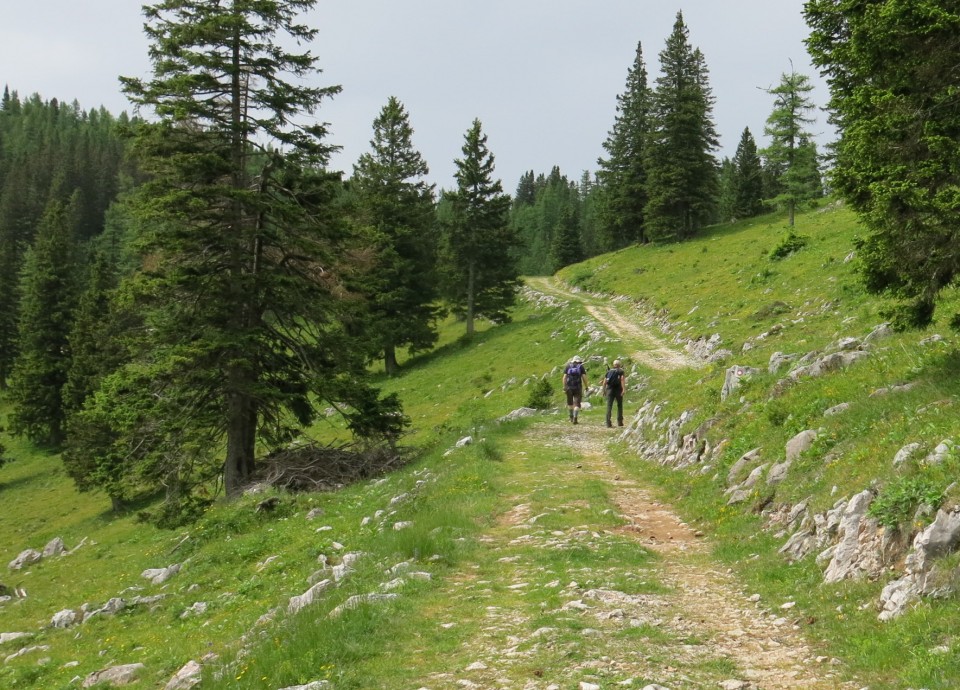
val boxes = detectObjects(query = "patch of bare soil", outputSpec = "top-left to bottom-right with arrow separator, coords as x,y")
548,423 -> 854,689
524,276 -> 700,371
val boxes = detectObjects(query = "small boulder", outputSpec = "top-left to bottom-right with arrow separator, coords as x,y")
8,549 -> 42,571
142,563 -> 181,585
164,660 -> 202,690
51,609 -> 78,628
82,663 -> 145,687
42,537 -> 67,558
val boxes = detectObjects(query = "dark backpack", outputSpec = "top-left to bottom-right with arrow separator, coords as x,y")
564,364 -> 583,390
604,368 -> 622,393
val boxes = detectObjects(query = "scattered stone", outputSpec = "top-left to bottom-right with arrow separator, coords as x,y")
288,579 -> 333,615
82,663 -> 145,687
42,537 -> 67,558
455,436 -> 473,448
393,521 -> 414,531
920,334 -> 944,346
0,632 -> 31,645
924,440 -> 956,465
179,602 -> 208,619
5,644 -> 50,663
497,407 -> 539,423
465,661 -> 487,671
163,659 -> 202,690
277,682 -> 330,690
893,443 -> 923,468
329,593 -> 398,617
718,680 -> 750,690
721,366 -> 760,402
142,563 -> 181,585
306,508 -> 325,520
255,496 -> 280,513
579,683 -> 601,690
8,549 -> 42,571
823,402 -> 850,417
51,609 -> 78,628
785,429 -> 818,462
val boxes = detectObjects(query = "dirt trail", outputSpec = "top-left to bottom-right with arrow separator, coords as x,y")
524,276 -> 700,371
554,425 -> 846,689
445,277 -> 853,688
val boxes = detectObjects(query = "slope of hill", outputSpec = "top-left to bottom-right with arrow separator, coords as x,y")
2,202 -> 960,689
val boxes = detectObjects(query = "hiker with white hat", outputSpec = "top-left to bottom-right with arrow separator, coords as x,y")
562,355 -> 589,424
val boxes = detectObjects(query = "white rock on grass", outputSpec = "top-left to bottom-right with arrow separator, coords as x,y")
163,659 -> 202,690
141,563 -> 181,585
288,580 -> 333,615
0,632 -> 32,645
82,663 -> 145,687
8,549 -> 42,571
328,593 -> 397,618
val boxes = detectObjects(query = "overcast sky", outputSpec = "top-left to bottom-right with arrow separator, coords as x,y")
1,1 -> 833,191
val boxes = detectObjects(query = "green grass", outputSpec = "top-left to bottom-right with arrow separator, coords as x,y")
4,201 -> 960,687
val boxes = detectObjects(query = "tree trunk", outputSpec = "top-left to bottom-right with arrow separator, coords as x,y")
224,387 -> 256,497
384,345 -> 398,376
466,260 -> 476,336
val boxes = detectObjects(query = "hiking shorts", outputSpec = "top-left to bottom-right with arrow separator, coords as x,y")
565,388 -> 583,408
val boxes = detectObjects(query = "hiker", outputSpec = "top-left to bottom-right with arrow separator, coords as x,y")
602,359 -> 626,428
562,355 -> 589,424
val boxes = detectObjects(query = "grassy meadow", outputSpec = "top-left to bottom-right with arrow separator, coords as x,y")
2,200 -> 960,688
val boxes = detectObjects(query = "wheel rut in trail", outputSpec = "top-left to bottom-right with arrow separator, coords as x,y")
524,276 -> 700,371
540,423 -> 852,689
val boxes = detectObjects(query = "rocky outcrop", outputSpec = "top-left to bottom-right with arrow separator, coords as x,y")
721,365 -> 761,402
164,660 -> 203,690
8,549 -> 42,571
878,509 -> 960,621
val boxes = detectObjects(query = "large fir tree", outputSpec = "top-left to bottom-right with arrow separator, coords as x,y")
351,96 -> 440,375
596,42 -> 652,249
644,13 -> 719,242
95,0 -> 401,512
441,119 -> 519,336
805,0 -> 960,329
8,193 -> 81,446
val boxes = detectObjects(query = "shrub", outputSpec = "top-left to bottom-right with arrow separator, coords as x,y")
770,231 -> 809,260
526,377 -> 555,410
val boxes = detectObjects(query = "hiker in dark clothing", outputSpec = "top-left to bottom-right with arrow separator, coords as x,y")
562,355 -> 588,424
602,359 -> 626,428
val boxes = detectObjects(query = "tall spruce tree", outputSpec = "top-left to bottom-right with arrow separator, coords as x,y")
596,42 -> 652,249
732,127 -> 764,219
805,0 -> 960,329
761,68 -> 819,226
550,205 -> 584,270
98,0 -> 401,513
441,119 -> 519,336
644,13 -> 719,241
8,193 -> 82,446
352,96 -> 440,375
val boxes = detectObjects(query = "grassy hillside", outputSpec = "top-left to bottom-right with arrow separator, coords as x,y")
2,200 -> 960,688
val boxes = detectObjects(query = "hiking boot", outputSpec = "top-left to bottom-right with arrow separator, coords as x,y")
572,417 -> 578,425
606,422 -> 612,428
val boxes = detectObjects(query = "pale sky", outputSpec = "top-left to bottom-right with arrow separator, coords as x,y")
1,1 -> 833,192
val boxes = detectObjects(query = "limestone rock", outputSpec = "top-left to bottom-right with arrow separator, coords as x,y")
329,593 -> 398,617
721,366 -> 760,402
823,402 -> 850,417
0,632 -> 32,645
823,490 -> 882,583
142,563 -> 181,585
8,549 -> 42,571
82,663 -> 145,687
786,429 -> 818,462
288,579 -> 333,615
893,442 -> 922,467
497,407 -> 539,423
164,660 -> 202,690
51,609 -> 78,628
42,537 -> 67,558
